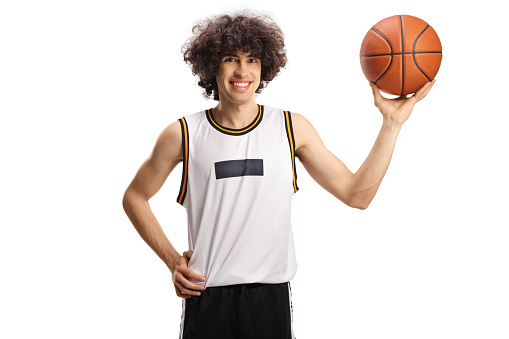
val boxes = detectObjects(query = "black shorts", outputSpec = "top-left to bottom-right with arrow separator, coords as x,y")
179,281 -> 296,339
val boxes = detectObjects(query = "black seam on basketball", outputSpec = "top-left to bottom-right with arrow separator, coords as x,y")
370,28 -> 393,84
399,15 -> 404,96
413,25 -> 432,82
360,51 -> 442,58
413,25 -> 429,51
370,28 -> 393,54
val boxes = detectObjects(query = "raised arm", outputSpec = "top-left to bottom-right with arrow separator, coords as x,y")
292,80 -> 435,210
122,120 -> 206,299
292,112 -> 360,208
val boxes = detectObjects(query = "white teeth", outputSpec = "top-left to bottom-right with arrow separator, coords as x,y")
232,82 -> 249,87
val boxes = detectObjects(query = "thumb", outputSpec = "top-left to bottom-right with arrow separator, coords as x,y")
183,250 -> 193,260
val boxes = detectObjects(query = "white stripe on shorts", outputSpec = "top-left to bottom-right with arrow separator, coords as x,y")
288,282 -> 296,339
179,298 -> 186,339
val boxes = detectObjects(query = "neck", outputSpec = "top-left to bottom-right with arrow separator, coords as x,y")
213,98 -> 259,129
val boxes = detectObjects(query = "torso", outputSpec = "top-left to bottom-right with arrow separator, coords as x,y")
175,105 -> 299,287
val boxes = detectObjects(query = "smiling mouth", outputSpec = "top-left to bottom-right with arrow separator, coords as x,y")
229,80 -> 252,91
230,81 -> 251,87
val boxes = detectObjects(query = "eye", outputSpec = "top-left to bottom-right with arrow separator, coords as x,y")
224,57 -> 236,62
248,58 -> 259,63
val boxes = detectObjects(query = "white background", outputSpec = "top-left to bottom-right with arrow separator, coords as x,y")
1,0 -> 508,338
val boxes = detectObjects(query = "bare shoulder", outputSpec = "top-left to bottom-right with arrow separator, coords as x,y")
124,120 -> 183,199
289,112 -> 307,127
154,120 -> 183,162
290,112 -> 322,155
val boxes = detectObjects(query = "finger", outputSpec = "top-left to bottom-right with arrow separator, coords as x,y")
176,280 -> 201,296
412,79 -> 435,102
175,279 -> 202,297
414,81 -> 431,100
178,266 -> 207,283
174,285 -> 189,299
176,270 -> 207,290
174,284 -> 191,299
175,280 -> 197,296
178,253 -> 206,282
421,79 -> 436,97
369,82 -> 384,103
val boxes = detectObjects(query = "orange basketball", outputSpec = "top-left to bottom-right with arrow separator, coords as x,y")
360,15 -> 442,96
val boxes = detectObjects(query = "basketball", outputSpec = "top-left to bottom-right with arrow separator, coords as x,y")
360,15 -> 442,96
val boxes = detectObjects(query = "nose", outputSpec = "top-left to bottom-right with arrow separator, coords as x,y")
234,60 -> 249,78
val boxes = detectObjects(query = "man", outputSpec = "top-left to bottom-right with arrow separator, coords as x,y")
122,12 -> 435,339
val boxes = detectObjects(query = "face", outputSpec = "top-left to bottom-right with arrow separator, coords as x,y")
216,51 -> 261,105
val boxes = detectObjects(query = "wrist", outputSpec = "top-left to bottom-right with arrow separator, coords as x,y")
382,117 -> 403,133
166,252 -> 181,273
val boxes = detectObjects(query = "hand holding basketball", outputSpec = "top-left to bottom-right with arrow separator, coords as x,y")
369,79 -> 436,127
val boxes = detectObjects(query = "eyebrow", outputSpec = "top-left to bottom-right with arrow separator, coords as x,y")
222,53 -> 257,59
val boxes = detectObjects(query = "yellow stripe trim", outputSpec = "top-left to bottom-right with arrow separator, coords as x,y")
284,111 -> 298,193
208,105 -> 262,134
178,118 -> 189,204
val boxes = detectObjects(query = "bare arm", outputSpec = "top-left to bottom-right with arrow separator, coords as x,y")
122,120 -> 205,298
293,80 -> 436,210
293,113 -> 360,208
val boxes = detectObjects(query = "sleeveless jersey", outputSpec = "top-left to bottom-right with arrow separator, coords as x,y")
176,105 -> 299,288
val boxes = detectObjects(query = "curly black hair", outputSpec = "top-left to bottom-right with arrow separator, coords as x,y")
182,11 -> 287,101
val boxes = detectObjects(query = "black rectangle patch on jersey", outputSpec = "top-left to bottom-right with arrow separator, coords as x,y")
215,159 -> 264,180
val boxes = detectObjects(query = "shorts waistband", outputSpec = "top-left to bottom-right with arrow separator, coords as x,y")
207,282 -> 288,290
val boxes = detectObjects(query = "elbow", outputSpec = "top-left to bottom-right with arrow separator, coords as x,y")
350,200 -> 369,210
356,201 -> 370,210
347,195 -> 372,210
123,189 -> 149,212
122,189 -> 136,212
122,191 -> 130,212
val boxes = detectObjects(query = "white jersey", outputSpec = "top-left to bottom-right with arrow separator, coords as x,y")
176,105 -> 299,288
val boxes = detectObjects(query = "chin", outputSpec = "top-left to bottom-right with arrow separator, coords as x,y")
226,93 -> 255,104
